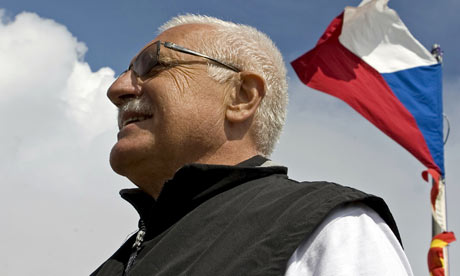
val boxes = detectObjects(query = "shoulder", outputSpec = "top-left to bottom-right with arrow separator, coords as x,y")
257,175 -> 371,202
285,203 -> 414,276
258,177 -> 402,244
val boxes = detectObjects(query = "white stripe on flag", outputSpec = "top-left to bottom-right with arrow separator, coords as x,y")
339,0 -> 437,73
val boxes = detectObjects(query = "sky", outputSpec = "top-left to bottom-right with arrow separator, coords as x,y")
1,0 -> 459,275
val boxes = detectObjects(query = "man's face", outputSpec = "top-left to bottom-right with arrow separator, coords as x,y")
107,24 -> 230,196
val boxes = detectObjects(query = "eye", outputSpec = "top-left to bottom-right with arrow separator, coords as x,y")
144,63 -> 166,75
143,61 -> 175,78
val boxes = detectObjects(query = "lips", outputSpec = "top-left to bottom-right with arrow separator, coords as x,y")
119,110 -> 153,129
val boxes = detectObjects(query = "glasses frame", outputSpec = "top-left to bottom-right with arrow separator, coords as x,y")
127,40 -> 240,78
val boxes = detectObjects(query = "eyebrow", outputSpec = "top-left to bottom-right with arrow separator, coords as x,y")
157,54 -> 177,65
158,53 -> 214,70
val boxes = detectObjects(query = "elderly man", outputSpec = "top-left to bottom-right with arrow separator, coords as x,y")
92,15 -> 413,275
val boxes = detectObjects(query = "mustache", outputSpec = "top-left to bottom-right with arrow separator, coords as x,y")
117,96 -> 154,128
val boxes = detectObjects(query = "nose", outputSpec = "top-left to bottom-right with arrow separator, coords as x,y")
107,70 -> 142,107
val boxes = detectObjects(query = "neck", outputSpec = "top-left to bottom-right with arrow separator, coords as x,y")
131,143 -> 260,199
193,142 -> 260,167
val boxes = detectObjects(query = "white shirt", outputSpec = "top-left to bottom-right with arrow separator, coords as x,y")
284,203 -> 413,276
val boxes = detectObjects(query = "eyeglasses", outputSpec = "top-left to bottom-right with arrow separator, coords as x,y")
125,40 -> 240,78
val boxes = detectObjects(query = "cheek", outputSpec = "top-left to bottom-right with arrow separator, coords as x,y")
145,69 -> 227,132
142,76 -> 183,122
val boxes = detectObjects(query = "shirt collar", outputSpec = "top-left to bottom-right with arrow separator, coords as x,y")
119,155 -> 287,233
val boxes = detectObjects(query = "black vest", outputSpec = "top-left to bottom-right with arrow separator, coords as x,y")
92,156 -> 401,276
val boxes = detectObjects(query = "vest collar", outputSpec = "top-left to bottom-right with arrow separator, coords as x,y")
119,155 -> 287,235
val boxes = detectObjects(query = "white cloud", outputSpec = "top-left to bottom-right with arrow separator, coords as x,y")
0,11 -> 117,190
0,11 -> 138,276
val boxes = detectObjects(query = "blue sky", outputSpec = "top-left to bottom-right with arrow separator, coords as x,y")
4,0 -> 459,79
1,0 -> 459,275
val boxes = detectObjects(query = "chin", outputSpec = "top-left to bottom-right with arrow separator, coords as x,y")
109,146 -> 130,176
109,141 -> 172,197
109,138 -> 143,177
109,130 -> 155,174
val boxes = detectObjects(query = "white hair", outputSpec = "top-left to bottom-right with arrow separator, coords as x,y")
159,15 -> 288,156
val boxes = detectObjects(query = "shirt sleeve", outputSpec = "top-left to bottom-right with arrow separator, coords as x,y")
284,203 -> 414,276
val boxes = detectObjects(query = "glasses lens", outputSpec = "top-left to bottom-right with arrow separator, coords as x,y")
132,41 -> 160,77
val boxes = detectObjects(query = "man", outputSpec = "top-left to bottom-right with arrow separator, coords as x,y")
92,15 -> 413,275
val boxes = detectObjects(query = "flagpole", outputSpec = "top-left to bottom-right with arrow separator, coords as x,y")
431,177 -> 449,275
431,44 -> 450,276
442,114 -> 451,276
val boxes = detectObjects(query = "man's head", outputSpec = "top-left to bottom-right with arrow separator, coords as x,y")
107,15 -> 288,196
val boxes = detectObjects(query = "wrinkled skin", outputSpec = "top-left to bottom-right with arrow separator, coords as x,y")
107,24 -> 264,197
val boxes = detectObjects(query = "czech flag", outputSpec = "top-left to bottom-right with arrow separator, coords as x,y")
291,0 -> 444,176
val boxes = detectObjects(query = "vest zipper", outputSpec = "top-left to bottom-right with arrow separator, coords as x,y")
123,220 -> 146,276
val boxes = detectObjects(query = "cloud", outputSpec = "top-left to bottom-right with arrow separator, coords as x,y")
0,10 -> 138,275
0,10 -> 117,189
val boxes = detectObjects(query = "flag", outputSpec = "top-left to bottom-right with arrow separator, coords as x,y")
428,232 -> 456,276
291,0 -> 444,176
422,168 -> 446,230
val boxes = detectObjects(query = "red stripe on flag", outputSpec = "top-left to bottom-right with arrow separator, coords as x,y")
428,232 -> 456,276
428,247 -> 445,276
422,168 -> 441,210
435,232 -> 456,244
291,13 -> 439,173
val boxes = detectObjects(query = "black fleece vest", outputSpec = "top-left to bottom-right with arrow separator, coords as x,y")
92,156 -> 401,276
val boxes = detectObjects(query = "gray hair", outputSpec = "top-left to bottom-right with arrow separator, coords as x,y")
159,15 -> 288,156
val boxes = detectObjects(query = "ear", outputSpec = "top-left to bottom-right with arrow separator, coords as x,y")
226,72 -> 266,123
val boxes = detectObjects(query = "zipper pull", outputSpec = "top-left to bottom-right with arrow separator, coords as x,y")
123,221 -> 146,276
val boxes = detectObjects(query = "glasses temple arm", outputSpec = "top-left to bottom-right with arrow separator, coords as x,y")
162,42 -> 240,72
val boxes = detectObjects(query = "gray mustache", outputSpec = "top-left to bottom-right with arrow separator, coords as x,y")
117,97 -> 154,127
